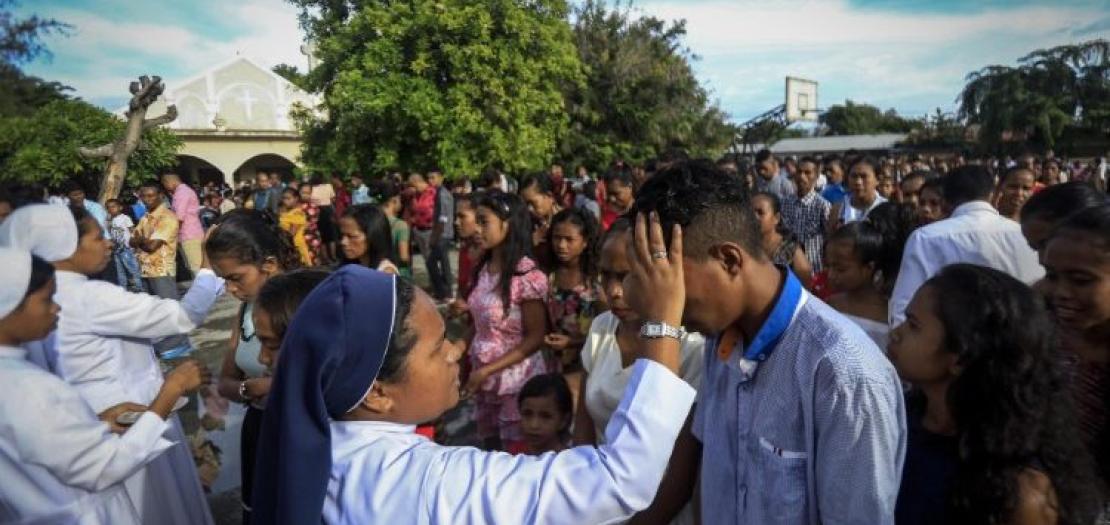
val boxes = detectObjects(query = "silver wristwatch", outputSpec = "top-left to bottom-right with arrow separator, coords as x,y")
639,321 -> 686,340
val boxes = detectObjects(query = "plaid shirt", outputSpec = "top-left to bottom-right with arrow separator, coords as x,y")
781,191 -> 831,271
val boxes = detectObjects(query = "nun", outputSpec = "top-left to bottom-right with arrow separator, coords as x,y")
0,204 -> 224,525
0,202 -> 78,372
252,264 -> 696,524
0,247 -> 208,524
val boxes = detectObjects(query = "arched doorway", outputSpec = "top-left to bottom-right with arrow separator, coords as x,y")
234,154 -> 297,185
175,155 -> 226,188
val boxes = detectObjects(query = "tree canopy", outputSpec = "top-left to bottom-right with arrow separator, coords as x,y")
0,98 -> 182,188
819,100 -> 917,136
558,0 -> 733,170
288,0 -> 584,177
958,39 -> 1109,151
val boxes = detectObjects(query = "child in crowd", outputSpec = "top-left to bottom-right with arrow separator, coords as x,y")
465,191 -> 549,451
338,204 -> 398,274
889,264 -> 1101,525
574,218 -> 704,524
877,175 -> 896,201
279,188 -> 314,266
297,184 -> 324,263
544,208 -> 604,401
518,173 -> 562,271
1019,182 -> 1107,257
513,373 -> 574,455
0,247 -> 211,524
377,184 -> 412,278
205,209 -> 304,525
105,198 -> 144,293
451,194 -> 481,314
751,192 -> 813,288
575,180 -> 602,220
253,269 -> 333,372
1040,204 -> 1110,484
825,202 -> 916,350
251,264 -> 696,524
917,178 -> 946,225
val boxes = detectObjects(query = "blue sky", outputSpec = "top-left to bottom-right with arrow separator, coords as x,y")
15,0 -> 1110,123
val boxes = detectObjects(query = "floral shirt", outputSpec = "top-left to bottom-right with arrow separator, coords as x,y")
546,278 -> 602,341
301,202 -> 321,251
134,204 -> 179,278
467,257 -> 548,395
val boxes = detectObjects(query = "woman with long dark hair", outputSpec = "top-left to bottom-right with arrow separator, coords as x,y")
465,191 -> 549,451
751,192 -> 813,288
205,208 -> 303,524
889,264 -> 1102,525
338,204 -> 397,274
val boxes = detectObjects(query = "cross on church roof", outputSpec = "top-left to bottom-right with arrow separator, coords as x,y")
238,87 -> 257,121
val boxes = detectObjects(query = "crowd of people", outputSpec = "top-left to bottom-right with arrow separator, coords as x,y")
0,146 -> 1108,525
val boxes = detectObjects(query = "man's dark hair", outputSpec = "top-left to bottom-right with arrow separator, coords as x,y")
63,180 -> 86,195
754,149 -> 775,164
943,165 -> 994,206
629,159 -> 765,260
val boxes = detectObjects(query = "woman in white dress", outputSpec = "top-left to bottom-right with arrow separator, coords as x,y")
0,247 -> 210,524
4,204 -> 224,525
829,157 -> 887,232
251,213 -> 698,525
574,218 -> 705,524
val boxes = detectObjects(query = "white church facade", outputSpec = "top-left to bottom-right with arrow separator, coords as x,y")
120,55 -> 317,187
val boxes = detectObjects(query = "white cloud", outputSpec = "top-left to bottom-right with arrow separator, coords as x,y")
25,0 -> 308,101
635,0 -> 1110,120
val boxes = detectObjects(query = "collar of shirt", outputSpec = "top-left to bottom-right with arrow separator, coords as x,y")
56,269 -> 89,284
795,190 -> 818,204
723,268 -> 806,382
0,345 -> 26,359
949,200 -> 998,218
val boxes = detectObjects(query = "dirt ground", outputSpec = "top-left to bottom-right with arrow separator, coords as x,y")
184,252 -> 476,524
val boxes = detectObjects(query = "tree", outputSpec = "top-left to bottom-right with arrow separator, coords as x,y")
558,0 -> 734,169
272,63 -> 309,91
819,100 -> 917,136
958,39 -> 1109,151
0,0 -> 72,118
287,0 -> 584,177
0,98 -> 181,189
78,75 -> 179,202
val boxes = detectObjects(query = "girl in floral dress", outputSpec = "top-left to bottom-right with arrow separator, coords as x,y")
543,208 -> 604,404
465,191 -> 549,451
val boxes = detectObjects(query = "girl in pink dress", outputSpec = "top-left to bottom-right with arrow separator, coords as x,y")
465,191 -> 549,451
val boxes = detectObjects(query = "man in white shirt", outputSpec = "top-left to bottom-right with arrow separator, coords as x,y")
889,164 -> 1044,326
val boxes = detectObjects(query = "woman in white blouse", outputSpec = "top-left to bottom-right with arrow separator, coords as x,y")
0,247 -> 209,524
574,219 -> 705,524
8,205 -> 224,525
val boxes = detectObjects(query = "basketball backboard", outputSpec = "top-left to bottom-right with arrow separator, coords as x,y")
785,77 -> 819,123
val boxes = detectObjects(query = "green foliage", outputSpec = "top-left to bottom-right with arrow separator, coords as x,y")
558,0 -> 734,170
272,63 -> 309,91
0,98 -> 181,187
0,0 -> 70,66
288,0 -> 584,178
819,100 -> 917,136
0,62 -> 70,117
958,39 -> 1109,151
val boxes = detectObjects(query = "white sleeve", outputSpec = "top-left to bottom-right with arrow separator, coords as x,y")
6,374 -> 172,492
888,232 -> 932,327
424,360 -> 696,524
85,271 -> 223,338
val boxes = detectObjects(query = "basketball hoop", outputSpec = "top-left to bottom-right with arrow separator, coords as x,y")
786,76 -> 819,123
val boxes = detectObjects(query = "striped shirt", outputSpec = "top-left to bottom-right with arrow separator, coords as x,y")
693,270 -> 906,524
781,191 -> 831,271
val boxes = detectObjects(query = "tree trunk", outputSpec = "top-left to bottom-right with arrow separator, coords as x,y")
78,75 -> 177,204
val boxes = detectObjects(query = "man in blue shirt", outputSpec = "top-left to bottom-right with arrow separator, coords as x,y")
754,149 -> 795,201
820,156 -> 849,205
628,160 -> 906,524
64,181 -> 108,237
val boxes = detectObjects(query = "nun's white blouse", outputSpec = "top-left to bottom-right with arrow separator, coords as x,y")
0,345 -> 172,524
52,269 -> 223,413
324,359 -> 695,525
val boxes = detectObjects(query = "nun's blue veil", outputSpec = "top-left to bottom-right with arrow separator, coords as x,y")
251,265 -> 397,524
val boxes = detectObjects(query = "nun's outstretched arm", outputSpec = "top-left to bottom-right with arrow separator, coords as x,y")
82,274 -> 220,339
424,359 -> 695,524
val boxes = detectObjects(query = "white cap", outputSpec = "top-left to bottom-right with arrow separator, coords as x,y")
0,247 -> 33,319
0,204 -> 78,262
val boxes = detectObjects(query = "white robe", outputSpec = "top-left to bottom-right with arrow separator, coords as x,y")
0,345 -> 173,524
51,269 -> 224,525
324,359 -> 696,525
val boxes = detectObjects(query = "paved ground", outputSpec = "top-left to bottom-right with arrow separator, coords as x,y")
183,253 -> 475,524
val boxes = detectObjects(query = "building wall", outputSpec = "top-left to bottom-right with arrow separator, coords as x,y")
177,134 -> 302,186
